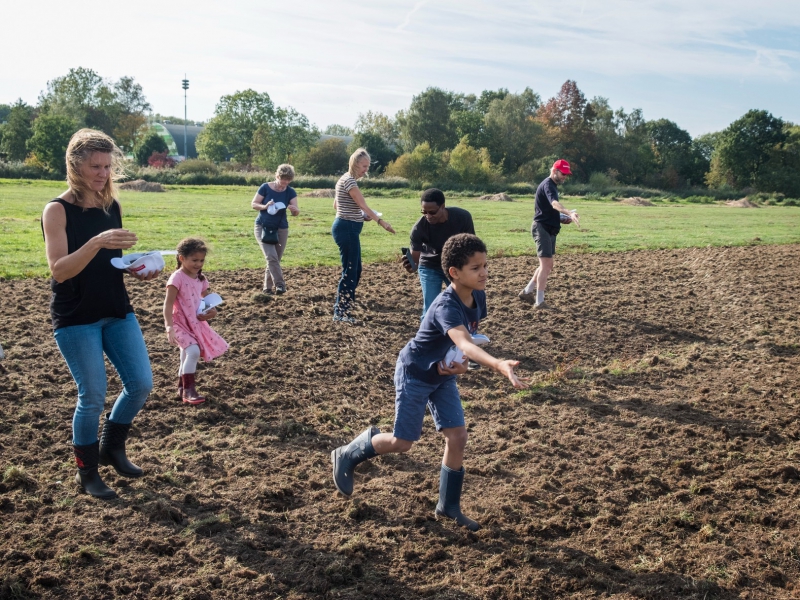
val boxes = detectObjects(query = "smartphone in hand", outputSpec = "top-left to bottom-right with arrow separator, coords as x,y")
401,247 -> 416,270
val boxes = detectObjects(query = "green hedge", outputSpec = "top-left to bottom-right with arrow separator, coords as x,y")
132,169 -> 412,189
0,161 -> 62,181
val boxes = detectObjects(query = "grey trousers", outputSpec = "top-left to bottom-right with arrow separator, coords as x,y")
254,224 -> 289,291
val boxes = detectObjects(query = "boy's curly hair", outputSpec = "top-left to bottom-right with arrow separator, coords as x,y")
441,233 -> 487,274
176,237 -> 208,281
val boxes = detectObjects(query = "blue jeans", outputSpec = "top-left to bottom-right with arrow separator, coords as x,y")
54,313 -> 153,445
331,218 -> 363,316
418,265 -> 449,318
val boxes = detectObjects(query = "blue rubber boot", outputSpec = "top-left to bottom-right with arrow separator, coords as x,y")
435,464 -> 481,531
331,426 -> 379,496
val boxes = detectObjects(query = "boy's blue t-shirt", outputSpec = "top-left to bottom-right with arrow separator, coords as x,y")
398,285 -> 487,383
255,183 -> 297,229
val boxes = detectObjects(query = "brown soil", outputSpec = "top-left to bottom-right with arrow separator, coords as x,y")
118,180 -> 166,193
726,199 -> 759,208
479,193 -> 514,202
619,197 -> 653,206
302,189 -> 336,198
1,245 -> 799,599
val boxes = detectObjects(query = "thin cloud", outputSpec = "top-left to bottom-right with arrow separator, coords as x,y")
397,0 -> 429,31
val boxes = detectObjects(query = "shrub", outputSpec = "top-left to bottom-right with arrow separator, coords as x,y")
302,138 -> 349,175
588,171 -> 612,188
293,175 -> 339,189
360,176 -> 410,189
135,133 -> 168,166
148,151 -> 176,169
178,172 -> 246,185
0,160 -> 61,180
385,143 -> 444,181
26,113 -> 76,174
446,137 -> 499,185
176,159 -> 219,175
684,195 -> 716,204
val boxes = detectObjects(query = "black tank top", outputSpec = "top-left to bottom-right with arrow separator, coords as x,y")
44,198 -> 133,330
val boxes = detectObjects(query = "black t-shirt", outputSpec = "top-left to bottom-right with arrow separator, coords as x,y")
44,199 -> 133,330
533,177 -> 562,234
409,206 -> 475,271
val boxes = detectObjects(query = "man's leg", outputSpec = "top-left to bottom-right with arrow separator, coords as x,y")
418,265 -> 447,318
535,257 -> 554,305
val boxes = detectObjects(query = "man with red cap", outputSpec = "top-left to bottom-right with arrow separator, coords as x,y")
518,159 -> 578,308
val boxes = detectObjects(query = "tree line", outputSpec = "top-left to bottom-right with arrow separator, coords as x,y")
1,69 -> 798,196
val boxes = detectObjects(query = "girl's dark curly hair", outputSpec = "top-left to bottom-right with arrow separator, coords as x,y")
441,233 -> 487,274
176,237 -> 208,281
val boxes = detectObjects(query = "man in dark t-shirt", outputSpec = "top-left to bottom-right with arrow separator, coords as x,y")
518,159 -> 578,308
403,188 -> 475,318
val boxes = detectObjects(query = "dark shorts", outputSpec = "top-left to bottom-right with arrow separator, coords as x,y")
392,362 -> 464,442
532,222 -> 557,258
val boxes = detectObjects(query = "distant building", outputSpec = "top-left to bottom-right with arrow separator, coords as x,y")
148,122 -> 205,160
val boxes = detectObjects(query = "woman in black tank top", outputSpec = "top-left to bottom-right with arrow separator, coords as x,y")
42,129 -> 161,500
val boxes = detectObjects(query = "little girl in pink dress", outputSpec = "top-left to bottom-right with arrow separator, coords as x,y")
163,238 -> 228,404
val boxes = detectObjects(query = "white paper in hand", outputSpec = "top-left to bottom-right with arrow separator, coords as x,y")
109,251 -> 166,277
267,202 -> 287,216
439,334 -> 491,369
197,293 -> 224,315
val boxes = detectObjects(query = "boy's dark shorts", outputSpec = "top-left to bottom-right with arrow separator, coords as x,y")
392,362 -> 464,441
532,222 -> 557,258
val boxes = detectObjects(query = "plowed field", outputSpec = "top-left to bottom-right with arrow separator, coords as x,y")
1,244 -> 799,599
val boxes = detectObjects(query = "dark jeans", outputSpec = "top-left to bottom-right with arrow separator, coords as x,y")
331,217 -> 363,316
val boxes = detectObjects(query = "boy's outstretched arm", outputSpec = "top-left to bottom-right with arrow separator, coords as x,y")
447,326 -> 530,389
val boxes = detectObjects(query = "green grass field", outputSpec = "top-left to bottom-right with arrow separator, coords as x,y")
2,179 -> 798,278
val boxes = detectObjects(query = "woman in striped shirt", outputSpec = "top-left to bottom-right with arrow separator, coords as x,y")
332,148 -> 395,323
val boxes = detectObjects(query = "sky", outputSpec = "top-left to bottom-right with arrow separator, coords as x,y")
2,0 -> 799,137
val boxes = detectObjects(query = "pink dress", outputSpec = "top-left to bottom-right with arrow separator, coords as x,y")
167,270 -> 229,361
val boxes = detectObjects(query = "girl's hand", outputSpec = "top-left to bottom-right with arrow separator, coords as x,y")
198,308 -> 217,321
496,360 -> 530,389
437,358 -> 469,376
289,205 -> 299,216
380,220 -> 396,234
166,327 -> 178,346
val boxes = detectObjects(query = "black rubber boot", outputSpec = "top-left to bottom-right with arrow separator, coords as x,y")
435,464 -> 481,531
98,413 -> 143,478
74,441 -> 117,500
331,426 -> 379,496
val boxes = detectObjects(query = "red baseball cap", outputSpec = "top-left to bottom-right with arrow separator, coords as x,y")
553,159 -> 572,175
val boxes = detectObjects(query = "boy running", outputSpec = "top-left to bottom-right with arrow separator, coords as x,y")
332,234 -> 528,531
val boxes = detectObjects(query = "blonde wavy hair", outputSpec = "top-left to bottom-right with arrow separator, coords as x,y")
66,128 -> 124,211
348,147 -> 371,178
